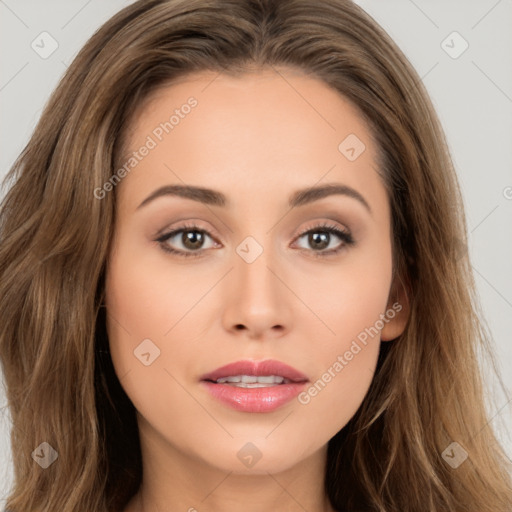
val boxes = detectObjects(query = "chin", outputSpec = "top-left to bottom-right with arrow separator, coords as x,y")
194,436 -> 314,476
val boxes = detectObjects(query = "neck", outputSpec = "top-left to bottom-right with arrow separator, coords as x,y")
131,428 -> 335,512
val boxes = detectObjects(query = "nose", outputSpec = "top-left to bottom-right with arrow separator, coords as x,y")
221,241 -> 293,340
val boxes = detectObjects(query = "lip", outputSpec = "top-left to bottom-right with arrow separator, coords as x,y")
199,359 -> 309,413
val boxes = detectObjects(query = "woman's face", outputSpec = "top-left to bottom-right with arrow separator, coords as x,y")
105,67 -> 408,475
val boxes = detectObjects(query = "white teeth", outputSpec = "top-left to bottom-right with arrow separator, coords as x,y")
254,375 -> 280,384
216,375 -> 286,385
226,382 -> 275,388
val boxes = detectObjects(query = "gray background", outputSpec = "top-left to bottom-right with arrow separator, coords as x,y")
1,0 -> 511,505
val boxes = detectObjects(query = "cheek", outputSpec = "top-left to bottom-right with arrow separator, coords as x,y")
292,296 -> 384,439
291,244 -> 392,428
105,234 -> 212,343
104,234 -> 218,407
294,236 -> 393,346
103,246 -> 208,436
295,352 -> 379,445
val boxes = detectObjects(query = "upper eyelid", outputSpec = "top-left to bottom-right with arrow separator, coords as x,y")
157,221 -> 350,247
156,220 -> 216,238
158,219 -> 347,235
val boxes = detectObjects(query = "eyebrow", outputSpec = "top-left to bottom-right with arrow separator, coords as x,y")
136,182 -> 372,214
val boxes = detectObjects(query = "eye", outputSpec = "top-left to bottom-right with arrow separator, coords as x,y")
156,223 -> 219,258
155,221 -> 355,259
293,222 -> 355,257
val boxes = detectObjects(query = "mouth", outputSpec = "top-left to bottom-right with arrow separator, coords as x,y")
206,374 -> 295,387
199,359 -> 309,413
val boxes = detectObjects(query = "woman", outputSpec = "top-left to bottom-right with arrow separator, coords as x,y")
1,0 -> 510,511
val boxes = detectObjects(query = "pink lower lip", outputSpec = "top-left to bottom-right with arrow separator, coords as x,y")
200,380 -> 308,412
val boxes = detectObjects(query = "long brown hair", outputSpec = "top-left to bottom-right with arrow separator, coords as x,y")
1,1 -> 510,510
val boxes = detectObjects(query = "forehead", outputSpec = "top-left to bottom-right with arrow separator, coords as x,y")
117,67 -> 383,212
125,66 -> 375,156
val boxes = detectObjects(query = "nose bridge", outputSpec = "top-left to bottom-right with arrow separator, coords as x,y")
233,232 -> 279,301
221,230 -> 292,336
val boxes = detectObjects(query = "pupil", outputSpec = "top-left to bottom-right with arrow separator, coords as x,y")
310,232 -> 329,250
183,230 -> 203,249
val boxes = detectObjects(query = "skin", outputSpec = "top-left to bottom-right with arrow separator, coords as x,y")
105,66 -> 409,512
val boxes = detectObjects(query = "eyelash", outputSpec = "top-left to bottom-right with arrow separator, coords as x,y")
155,221 -> 355,259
